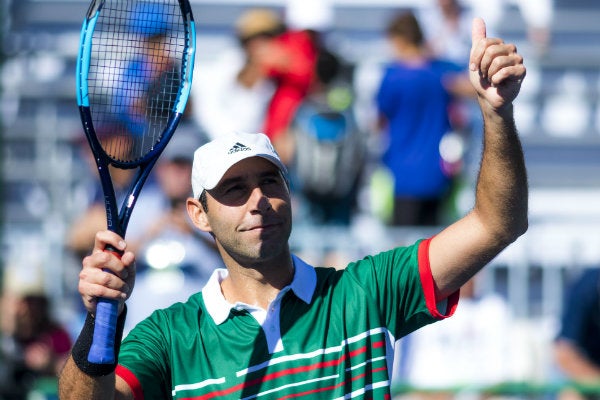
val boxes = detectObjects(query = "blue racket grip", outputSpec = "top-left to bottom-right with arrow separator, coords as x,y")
88,244 -> 123,364
88,296 -> 119,364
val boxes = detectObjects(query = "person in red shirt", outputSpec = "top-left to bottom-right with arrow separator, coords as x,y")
260,29 -> 317,165
228,8 -> 317,165
1,291 -> 72,397
262,29 -> 317,140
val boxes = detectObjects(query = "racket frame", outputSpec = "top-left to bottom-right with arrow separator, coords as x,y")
75,0 -> 196,363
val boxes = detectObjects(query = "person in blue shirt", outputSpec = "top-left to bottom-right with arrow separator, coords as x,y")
112,3 -> 179,137
554,268 -> 600,400
376,11 -> 475,226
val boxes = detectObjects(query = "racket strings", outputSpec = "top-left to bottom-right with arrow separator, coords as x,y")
87,0 -> 186,163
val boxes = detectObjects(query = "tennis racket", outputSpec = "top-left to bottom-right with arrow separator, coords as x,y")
76,0 -> 195,364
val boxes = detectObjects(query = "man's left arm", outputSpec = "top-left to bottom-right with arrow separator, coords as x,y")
428,18 -> 528,299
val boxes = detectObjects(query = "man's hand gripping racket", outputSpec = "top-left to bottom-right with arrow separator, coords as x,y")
75,0 -> 195,365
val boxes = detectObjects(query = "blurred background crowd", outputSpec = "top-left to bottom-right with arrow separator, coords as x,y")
1,0 -> 600,398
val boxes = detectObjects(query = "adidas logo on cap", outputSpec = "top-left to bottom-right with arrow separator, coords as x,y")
228,142 -> 251,154
191,132 -> 288,199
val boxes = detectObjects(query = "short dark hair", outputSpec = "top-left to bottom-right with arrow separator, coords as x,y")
197,190 -> 215,239
386,11 -> 424,47
199,190 -> 208,212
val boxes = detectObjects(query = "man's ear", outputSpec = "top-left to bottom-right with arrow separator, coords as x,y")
186,198 -> 211,233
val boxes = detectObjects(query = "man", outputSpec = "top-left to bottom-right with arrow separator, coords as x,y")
59,18 -> 528,399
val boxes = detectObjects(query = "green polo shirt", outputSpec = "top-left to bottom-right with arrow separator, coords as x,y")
116,238 -> 458,399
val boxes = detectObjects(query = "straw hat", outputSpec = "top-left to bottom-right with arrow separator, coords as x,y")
235,8 -> 283,41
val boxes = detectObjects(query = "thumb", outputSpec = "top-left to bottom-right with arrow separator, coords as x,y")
471,17 -> 486,45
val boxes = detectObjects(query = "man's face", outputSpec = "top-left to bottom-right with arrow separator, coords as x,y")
201,157 -> 291,264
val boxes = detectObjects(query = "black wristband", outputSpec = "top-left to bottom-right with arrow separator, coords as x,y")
71,305 -> 127,376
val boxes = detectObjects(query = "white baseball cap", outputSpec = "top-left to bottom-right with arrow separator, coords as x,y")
191,132 -> 287,199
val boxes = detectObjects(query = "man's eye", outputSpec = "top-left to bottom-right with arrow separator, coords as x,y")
265,173 -> 285,184
224,184 -> 245,194
263,177 -> 278,185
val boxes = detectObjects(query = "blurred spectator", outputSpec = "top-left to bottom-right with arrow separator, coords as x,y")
455,0 -> 553,57
282,0 -> 368,226
1,268 -> 71,399
66,123 -> 219,333
375,11 -> 474,226
510,0 -> 553,56
417,0 -> 484,197
124,128 -> 223,332
288,15 -> 365,225
554,268 -> 600,400
419,0 -> 553,66
192,8 -> 279,141
113,2 -> 181,137
259,3 -> 320,164
393,275 -> 523,399
66,123 -> 137,260
418,0 -> 475,64
195,2 -> 333,166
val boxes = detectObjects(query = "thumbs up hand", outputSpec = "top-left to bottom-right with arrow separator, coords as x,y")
469,18 -> 526,113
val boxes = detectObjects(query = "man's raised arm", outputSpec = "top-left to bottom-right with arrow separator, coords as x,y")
429,17 -> 528,299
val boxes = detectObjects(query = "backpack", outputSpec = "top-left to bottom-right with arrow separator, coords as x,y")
292,85 -> 365,199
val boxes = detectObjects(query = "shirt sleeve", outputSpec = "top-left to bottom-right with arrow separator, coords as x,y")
117,311 -> 172,400
262,31 -> 317,139
344,238 -> 458,340
417,237 -> 459,319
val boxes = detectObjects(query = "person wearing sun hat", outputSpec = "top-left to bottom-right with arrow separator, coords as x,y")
234,8 -> 285,44
192,9 -> 282,141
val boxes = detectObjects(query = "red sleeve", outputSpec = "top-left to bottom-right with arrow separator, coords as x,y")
116,365 -> 145,400
263,30 -> 317,139
263,89 -> 305,139
417,237 -> 459,319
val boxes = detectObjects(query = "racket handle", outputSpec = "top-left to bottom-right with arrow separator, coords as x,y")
88,244 -> 123,364
88,297 -> 119,364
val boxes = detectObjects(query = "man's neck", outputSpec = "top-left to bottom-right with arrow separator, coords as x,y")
220,254 -> 295,310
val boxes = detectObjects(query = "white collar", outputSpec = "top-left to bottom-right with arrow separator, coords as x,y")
201,255 -> 317,325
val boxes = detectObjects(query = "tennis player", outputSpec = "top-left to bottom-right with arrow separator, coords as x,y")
59,17 -> 527,399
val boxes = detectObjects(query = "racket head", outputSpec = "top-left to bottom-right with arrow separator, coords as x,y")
76,0 -> 196,169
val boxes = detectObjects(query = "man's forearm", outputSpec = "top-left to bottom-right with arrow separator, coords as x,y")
474,102 -> 528,245
427,18 -> 527,298
58,310 -> 127,399
428,103 -> 528,298
59,356 -> 117,400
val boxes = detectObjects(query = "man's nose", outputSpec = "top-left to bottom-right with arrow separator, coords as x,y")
249,186 -> 272,212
